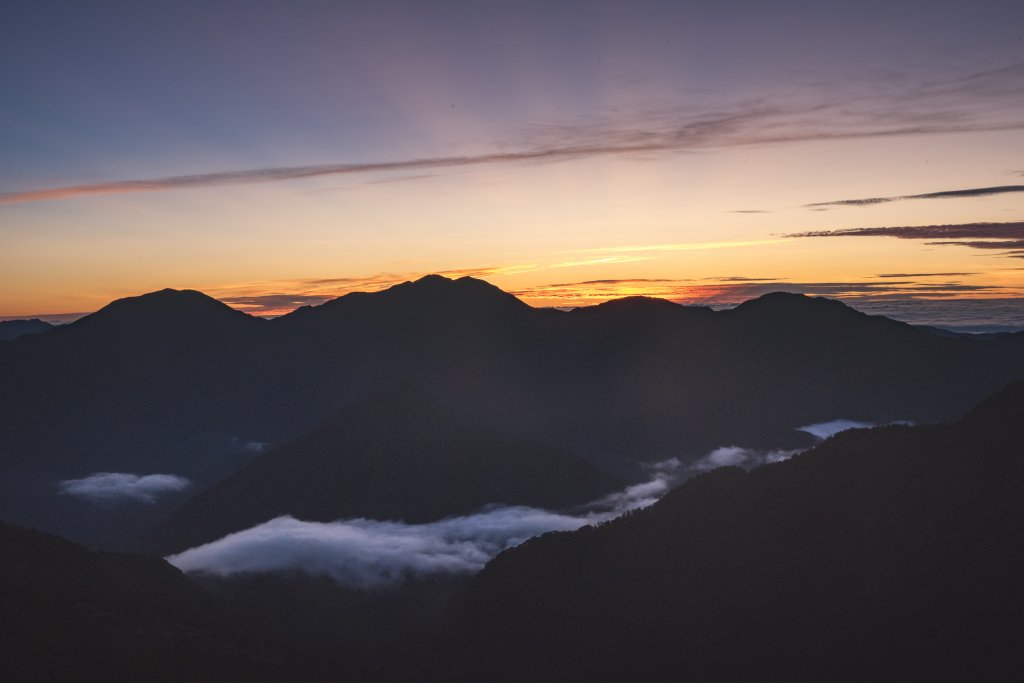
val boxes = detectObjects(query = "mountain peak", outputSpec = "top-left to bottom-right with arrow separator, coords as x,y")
730,291 -> 858,318
586,296 -> 686,314
375,274 -> 531,314
280,274 -> 529,325
412,273 -> 452,285
75,288 -> 257,331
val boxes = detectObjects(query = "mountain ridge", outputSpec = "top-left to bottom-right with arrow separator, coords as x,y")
3,275 -> 1024,549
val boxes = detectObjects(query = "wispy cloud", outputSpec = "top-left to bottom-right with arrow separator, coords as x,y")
573,239 -> 786,254
875,272 -> 977,278
712,276 -> 780,282
690,446 -> 797,472
805,184 -> 1024,209
3,63 -> 1023,206
787,220 -> 1024,258
57,472 -> 191,504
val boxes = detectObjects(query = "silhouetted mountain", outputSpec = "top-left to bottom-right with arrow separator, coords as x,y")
0,520 -> 358,682
447,380 -> 1024,681
152,382 -> 619,554
3,275 -> 1024,548
0,288 -> 268,469
279,274 -> 530,332
0,318 -> 53,341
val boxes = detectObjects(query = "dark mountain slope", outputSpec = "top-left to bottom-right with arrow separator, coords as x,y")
0,521 -> 356,682
448,380 -> 1024,681
0,318 -> 53,341
259,274 -> 547,440
0,289 -> 269,475
152,382 -> 619,554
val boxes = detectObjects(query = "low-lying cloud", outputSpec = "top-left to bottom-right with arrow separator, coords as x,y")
167,507 -> 609,590
57,472 -> 191,503
796,419 -> 875,440
586,457 -> 688,512
690,446 -> 799,472
166,462 -> 684,588
689,418 -> 900,471
167,419 -> 893,589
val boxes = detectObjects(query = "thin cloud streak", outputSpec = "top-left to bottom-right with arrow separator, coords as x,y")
875,272 -> 977,278
8,122 -> 1019,206
4,62 -> 1024,206
788,221 -> 1024,258
806,184 -> 1024,208
789,221 -> 1024,240
574,239 -> 787,254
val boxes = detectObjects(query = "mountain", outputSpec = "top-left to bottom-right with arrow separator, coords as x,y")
0,520 -> 361,681
151,382 -> 619,554
447,380 -> 1024,681
3,275 -> 1024,548
0,288 -> 268,473
0,319 -> 53,341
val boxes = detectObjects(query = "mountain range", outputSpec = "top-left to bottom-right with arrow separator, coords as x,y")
2,275 -> 1024,549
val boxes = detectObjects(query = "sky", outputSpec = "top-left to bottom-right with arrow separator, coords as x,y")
2,0 -> 1023,330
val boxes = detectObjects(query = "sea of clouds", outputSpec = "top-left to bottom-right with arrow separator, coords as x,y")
166,418 -> 896,589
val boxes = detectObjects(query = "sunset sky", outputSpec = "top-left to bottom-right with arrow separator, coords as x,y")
2,0 -> 1023,329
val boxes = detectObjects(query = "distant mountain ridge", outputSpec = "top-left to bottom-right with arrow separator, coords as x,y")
0,318 -> 53,341
2,275 -> 1024,548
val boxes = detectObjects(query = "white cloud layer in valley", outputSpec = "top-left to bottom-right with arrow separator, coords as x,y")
167,418 -> 889,589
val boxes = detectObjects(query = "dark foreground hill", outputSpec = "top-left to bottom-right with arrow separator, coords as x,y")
0,521 -> 362,682
151,382 -> 619,554
446,381 -> 1024,681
